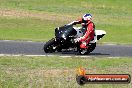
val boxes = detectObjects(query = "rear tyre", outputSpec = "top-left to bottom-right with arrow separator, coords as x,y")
87,43 -> 96,54
44,38 -> 56,53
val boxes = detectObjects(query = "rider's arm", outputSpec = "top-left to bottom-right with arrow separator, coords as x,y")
79,22 -> 94,42
68,18 -> 82,25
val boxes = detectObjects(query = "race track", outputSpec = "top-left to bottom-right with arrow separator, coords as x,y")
0,40 -> 132,57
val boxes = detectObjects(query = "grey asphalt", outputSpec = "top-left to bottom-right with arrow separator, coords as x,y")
0,40 -> 132,57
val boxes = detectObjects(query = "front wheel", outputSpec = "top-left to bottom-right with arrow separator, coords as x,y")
44,38 -> 56,53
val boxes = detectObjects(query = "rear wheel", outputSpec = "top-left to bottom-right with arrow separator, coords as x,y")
44,38 -> 56,53
87,43 -> 96,54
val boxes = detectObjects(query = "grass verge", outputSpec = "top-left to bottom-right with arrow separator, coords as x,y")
0,56 -> 132,88
0,0 -> 132,44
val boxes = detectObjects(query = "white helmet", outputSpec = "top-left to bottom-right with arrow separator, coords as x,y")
82,14 -> 92,21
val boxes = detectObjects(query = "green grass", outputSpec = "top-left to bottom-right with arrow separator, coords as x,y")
0,1 -> 131,88
0,17 -> 57,41
0,56 -> 132,88
0,0 -> 132,43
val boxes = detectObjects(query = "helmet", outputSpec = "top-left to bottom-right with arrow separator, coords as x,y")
82,14 -> 92,21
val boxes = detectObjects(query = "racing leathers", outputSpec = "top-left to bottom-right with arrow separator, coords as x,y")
71,18 -> 95,49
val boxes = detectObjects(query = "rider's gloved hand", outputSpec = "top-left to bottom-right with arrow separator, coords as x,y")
74,38 -> 80,43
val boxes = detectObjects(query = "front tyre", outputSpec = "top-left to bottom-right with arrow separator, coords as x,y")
56,46 -> 62,52
44,38 -> 56,53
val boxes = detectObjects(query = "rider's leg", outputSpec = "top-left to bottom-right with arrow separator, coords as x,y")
80,32 -> 94,49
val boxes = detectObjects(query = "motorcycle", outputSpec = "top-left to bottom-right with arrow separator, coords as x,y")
43,24 -> 106,55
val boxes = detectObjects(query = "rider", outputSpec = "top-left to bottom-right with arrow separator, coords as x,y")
69,13 -> 95,49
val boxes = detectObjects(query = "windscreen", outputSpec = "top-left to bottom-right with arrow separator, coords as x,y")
55,25 -> 73,39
